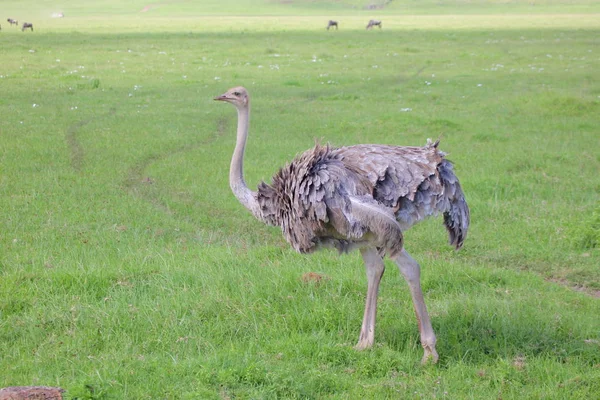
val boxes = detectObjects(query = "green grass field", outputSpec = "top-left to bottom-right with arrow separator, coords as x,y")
1,1 -> 599,398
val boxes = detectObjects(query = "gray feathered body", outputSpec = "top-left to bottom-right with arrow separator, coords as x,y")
256,141 -> 469,255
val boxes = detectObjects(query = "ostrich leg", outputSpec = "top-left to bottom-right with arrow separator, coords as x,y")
355,247 -> 385,350
392,249 -> 438,364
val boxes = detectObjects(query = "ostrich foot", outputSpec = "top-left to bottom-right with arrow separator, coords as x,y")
421,345 -> 439,365
354,338 -> 374,351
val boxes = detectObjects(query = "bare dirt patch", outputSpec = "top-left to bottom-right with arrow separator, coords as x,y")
0,386 -> 64,400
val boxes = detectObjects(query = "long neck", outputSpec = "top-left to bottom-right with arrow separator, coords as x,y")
230,104 -> 261,218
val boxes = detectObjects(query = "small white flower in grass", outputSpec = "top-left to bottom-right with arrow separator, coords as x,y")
425,81 -> 431,86
214,76 -> 221,80
372,65 -> 378,68
400,108 -> 412,112
477,84 -> 483,87
257,65 -> 263,68
158,51 -> 167,55
182,75 -> 187,79
128,93 -> 133,97
32,104 -> 38,108
56,59 -> 61,62
29,49 -> 35,53
70,106 -> 78,110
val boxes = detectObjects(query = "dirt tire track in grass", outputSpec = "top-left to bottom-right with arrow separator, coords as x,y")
547,277 -> 600,298
66,107 -> 117,171
122,117 -> 229,214
401,64 -> 427,84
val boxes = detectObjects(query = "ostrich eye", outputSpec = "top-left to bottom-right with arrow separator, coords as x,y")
233,91 -> 241,96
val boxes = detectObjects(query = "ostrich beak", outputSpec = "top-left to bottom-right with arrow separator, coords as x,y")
214,94 -> 229,102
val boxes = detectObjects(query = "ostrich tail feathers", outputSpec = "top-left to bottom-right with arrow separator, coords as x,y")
438,160 -> 469,249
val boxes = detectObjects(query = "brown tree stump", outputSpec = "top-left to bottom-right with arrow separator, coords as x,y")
0,387 -> 64,400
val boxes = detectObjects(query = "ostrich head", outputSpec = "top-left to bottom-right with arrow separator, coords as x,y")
214,86 -> 249,108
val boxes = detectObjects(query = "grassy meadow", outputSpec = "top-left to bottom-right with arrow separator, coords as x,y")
1,1 -> 599,398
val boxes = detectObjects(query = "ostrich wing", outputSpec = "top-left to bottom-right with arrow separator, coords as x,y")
336,142 -> 469,246
333,143 -> 444,207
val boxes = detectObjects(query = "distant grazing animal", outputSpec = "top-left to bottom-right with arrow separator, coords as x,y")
326,20 -> 338,30
7,18 -> 18,26
366,19 -> 382,29
214,86 -> 470,364
21,22 -> 33,32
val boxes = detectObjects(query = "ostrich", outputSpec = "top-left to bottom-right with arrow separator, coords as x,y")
7,18 -> 18,26
326,20 -> 338,30
21,22 -> 33,32
214,87 -> 469,364
366,19 -> 382,29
